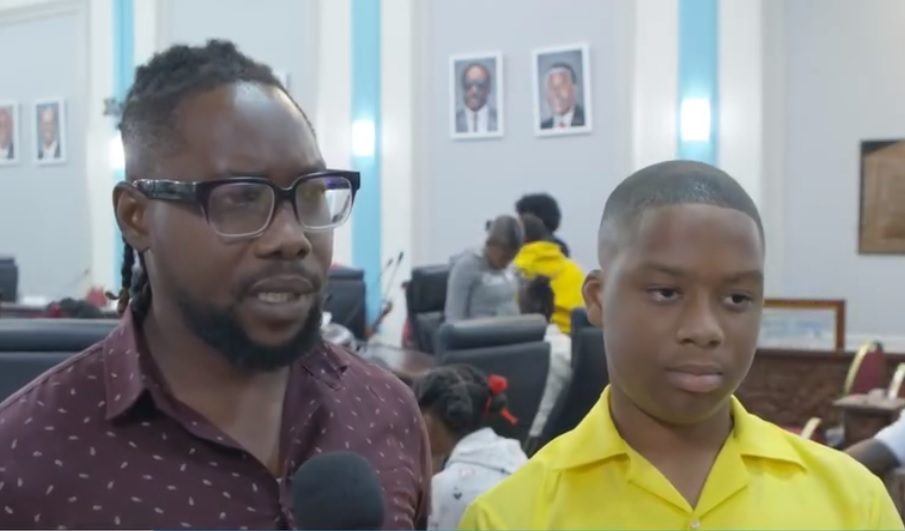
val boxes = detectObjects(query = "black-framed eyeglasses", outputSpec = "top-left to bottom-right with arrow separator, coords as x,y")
129,170 -> 360,240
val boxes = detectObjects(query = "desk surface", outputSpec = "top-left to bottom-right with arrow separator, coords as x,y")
361,343 -> 435,383
834,394 -> 905,414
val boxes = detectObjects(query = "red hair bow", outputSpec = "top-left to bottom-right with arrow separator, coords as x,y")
485,374 -> 519,426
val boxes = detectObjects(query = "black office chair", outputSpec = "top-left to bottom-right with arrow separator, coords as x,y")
532,308 -> 607,454
0,318 -> 118,401
324,266 -> 367,339
435,315 -> 549,444
0,257 -> 17,303
405,265 -> 449,353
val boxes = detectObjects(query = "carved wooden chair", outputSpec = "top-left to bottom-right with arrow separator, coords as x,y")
843,341 -> 887,396
887,363 -> 905,400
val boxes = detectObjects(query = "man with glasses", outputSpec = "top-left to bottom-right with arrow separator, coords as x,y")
0,40 -> 430,530
455,63 -> 498,134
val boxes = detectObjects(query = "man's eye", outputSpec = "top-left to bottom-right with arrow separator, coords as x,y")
724,293 -> 754,310
648,288 -> 679,302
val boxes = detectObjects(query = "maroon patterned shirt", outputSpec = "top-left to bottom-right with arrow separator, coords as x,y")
0,312 -> 431,529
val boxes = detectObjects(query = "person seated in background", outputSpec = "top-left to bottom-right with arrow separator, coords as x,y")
45,297 -> 104,319
518,275 -> 572,440
445,215 -> 523,322
513,213 -> 584,334
414,365 -> 527,531
847,412 -> 905,476
459,160 -> 902,530
515,193 -> 570,257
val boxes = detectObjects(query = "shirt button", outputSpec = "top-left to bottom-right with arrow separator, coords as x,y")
690,519 -> 701,529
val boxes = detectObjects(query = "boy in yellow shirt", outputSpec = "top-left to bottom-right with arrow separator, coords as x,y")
460,160 -> 903,530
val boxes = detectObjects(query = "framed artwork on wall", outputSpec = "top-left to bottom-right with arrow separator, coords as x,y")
859,139 -> 905,254
758,298 -> 846,351
449,52 -> 504,140
0,101 -> 20,166
34,98 -> 66,165
532,43 -> 592,137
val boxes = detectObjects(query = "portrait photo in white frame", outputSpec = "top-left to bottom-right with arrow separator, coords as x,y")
449,52 -> 504,140
532,43 -> 592,137
34,98 -> 67,165
0,101 -> 20,166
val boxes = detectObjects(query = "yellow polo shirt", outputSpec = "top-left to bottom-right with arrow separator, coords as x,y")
459,387 -> 904,530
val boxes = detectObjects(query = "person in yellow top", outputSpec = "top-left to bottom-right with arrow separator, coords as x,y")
512,214 -> 584,334
460,160 -> 903,530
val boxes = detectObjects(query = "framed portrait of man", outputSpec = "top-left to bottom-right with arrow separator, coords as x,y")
0,102 -> 19,166
532,43 -> 592,137
34,99 -> 66,165
449,52 -> 504,140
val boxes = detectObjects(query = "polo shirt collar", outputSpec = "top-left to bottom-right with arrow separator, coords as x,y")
552,386 -> 806,471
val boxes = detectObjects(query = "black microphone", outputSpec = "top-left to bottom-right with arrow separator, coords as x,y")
291,451 -> 386,530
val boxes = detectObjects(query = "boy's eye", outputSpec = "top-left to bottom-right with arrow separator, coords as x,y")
724,293 -> 754,310
648,288 -> 680,302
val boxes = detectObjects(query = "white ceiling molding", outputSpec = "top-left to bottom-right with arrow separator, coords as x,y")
0,0 -> 82,26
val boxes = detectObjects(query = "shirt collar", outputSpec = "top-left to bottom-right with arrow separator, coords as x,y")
553,106 -> 575,126
101,310 -> 349,422
552,386 -> 806,471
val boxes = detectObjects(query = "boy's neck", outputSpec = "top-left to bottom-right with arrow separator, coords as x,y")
608,386 -> 732,463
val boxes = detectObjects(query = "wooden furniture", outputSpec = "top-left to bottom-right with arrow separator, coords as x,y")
833,394 -> 905,446
737,348 -> 905,429
362,343 -> 435,385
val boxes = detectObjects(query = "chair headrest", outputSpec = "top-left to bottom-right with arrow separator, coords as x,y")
436,315 -> 548,350
0,318 -> 118,352
407,265 -> 450,313
328,265 -> 364,281
571,307 -> 593,331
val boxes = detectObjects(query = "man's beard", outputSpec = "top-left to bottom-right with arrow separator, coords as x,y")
174,290 -> 324,372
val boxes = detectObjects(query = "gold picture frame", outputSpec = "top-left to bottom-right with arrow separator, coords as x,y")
758,298 -> 846,351
860,140 -> 905,254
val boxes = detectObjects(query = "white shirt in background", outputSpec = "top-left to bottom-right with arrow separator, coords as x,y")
428,427 -> 527,531
874,411 -> 905,464
552,106 -> 575,128
529,324 -> 573,437
469,105 -> 490,133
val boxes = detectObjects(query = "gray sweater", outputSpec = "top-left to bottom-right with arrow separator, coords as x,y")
444,249 -> 520,322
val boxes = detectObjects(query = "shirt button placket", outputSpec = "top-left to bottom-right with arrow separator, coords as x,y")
689,518 -> 701,530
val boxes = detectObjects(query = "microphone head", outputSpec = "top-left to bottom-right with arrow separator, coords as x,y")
291,451 -> 385,530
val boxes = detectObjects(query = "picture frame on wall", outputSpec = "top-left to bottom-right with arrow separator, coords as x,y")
449,52 -> 504,140
34,98 -> 66,165
0,101 -> 20,166
757,298 -> 846,351
859,139 -> 905,254
532,43 -> 592,137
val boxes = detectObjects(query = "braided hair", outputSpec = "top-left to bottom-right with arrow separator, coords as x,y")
519,275 -> 555,322
112,39 -> 307,317
414,364 -> 511,438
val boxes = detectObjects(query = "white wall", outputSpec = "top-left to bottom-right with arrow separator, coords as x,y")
416,0 -> 635,273
0,1 -> 93,299
773,0 -> 905,349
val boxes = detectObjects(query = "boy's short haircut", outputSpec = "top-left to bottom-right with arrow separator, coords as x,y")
598,160 -> 764,256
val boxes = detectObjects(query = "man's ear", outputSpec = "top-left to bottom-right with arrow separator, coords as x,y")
582,270 -> 604,327
112,182 -> 150,252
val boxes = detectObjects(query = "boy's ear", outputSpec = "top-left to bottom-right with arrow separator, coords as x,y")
582,270 -> 604,327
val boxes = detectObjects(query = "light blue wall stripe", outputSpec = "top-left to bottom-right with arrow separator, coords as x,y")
112,0 -> 134,289
350,0 -> 382,323
677,0 -> 718,164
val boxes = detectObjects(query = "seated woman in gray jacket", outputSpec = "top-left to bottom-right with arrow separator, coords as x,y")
444,215 -> 523,322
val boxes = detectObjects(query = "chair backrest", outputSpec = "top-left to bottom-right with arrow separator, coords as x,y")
405,265 -> 450,353
844,341 -> 887,395
0,318 -> 118,352
0,257 -> 17,303
889,363 -> 905,400
533,308 -> 608,453
324,265 -> 366,339
0,352 -> 74,402
435,315 -> 549,443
